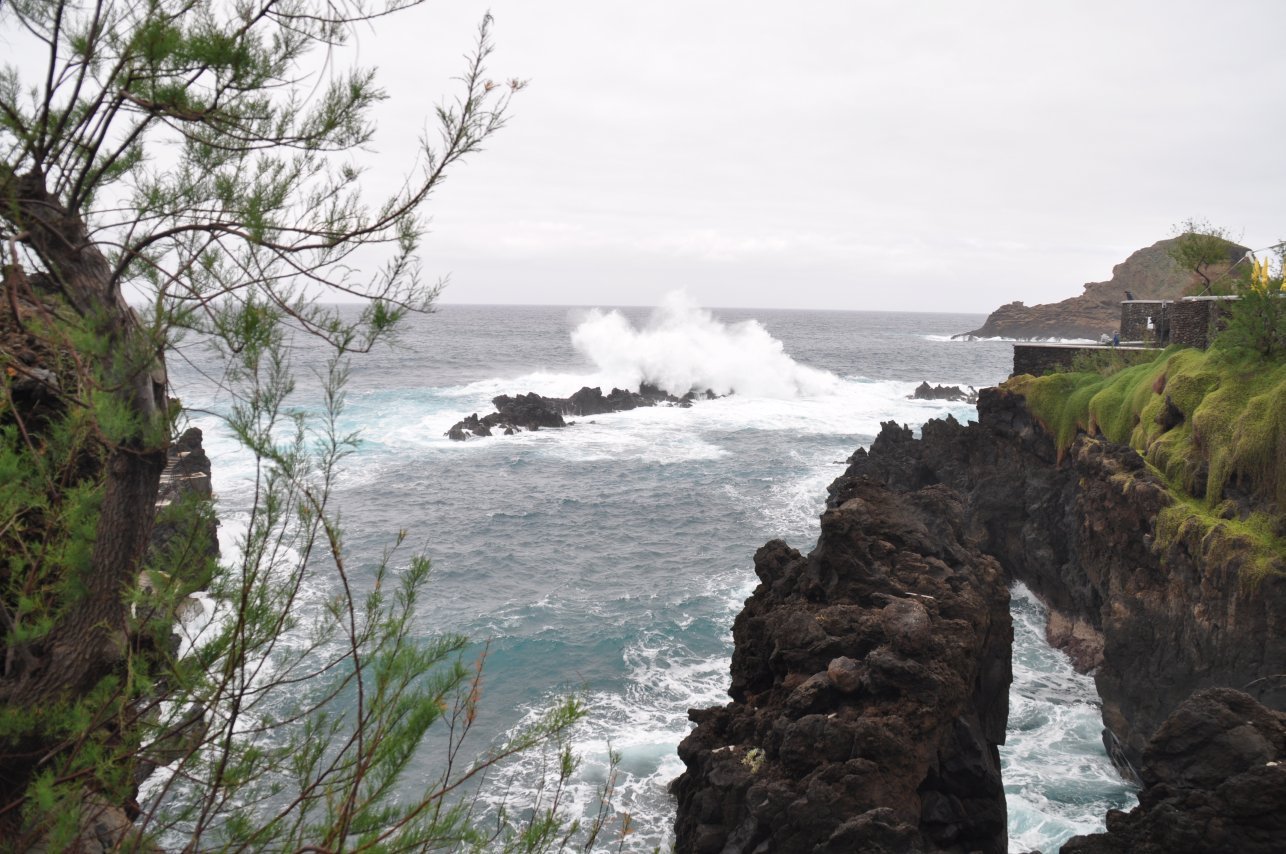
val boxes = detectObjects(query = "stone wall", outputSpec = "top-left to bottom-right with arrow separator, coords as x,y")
1167,297 -> 1238,349
1011,344 -> 1157,377
1169,300 -> 1211,348
1119,301 -> 1166,344
1012,344 -> 1079,376
1117,296 -> 1239,350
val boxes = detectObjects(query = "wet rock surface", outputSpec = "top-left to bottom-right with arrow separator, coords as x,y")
909,381 -> 978,403
1062,688 -> 1286,854
672,477 -> 1012,853
446,383 -> 711,440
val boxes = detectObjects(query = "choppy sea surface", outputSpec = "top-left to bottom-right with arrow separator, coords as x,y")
169,297 -> 1135,852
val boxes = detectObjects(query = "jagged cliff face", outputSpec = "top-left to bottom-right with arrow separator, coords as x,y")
674,388 -> 1284,852
672,478 -> 1012,853
835,389 -> 1285,774
959,238 -> 1244,340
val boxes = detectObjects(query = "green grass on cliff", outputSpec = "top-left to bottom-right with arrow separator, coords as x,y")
1008,346 -> 1286,584
1154,496 -> 1286,587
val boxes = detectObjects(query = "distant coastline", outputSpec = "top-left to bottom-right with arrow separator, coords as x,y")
958,237 -> 1244,340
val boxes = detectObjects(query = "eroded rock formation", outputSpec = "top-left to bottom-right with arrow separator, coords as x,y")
675,385 -> 1284,851
672,477 -> 1012,853
839,389 -> 1285,775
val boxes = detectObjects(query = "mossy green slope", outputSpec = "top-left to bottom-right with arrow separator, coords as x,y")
1007,347 -> 1286,583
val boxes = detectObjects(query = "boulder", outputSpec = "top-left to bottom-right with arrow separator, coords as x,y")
1062,688 -> 1286,853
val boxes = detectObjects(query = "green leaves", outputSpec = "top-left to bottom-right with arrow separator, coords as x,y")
1216,274 -> 1286,360
129,17 -> 186,66
1168,218 -> 1243,293
0,2 -> 620,849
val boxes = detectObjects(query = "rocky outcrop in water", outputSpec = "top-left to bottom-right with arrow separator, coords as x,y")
908,382 -> 978,403
446,383 -> 713,440
672,477 -> 1012,853
956,238 -> 1246,340
1062,688 -> 1286,854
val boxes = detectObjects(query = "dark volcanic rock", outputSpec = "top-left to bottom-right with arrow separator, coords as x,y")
838,388 -> 1286,777
146,426 -> 219,594
957,238 -> 1247,340
675,376 -> 1285,851
1062,688 -> 1286,854
447,413 -> 492,441
490,392 -> 569,430
672,478 -> 1012,853
567,386 -> 626,416
132,426 -> 219,796
909,381 -> 978,403
445,384 -> 714,440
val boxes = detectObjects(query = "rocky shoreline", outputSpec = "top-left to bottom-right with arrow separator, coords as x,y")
448,379 -> 975,442
674,387 -> 1285,852
68,426 -> 218,851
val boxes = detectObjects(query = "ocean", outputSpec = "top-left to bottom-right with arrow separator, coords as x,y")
168,296 -> 1136,852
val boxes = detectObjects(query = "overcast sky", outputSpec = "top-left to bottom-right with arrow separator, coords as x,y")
348,0 -> 1284,313
13,1 -> 1284,314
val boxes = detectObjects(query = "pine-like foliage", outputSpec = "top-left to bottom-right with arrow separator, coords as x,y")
0,3 -> 619,850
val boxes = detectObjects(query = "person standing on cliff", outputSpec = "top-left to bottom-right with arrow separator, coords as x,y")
1113,331 -> 1120,347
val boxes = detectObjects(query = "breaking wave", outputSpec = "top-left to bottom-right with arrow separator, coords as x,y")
570,292 -> 840,398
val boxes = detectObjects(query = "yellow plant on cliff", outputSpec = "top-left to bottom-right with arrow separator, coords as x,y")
1250,256 -> 1276,293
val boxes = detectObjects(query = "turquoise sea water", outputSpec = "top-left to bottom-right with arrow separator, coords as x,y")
166,299 -> 1135,851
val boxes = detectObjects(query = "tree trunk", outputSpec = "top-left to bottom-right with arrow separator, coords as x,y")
0,171 -> 169,706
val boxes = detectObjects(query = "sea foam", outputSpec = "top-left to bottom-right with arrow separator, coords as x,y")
570,292 -> 840,398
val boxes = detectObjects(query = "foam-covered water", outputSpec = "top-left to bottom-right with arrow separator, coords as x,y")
169,299 -> 1133,850
1004,585 -> 1138,852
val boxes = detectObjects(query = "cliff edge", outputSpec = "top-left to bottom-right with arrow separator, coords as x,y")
840,387 -> 1284,775
675,378 -> 1284,852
